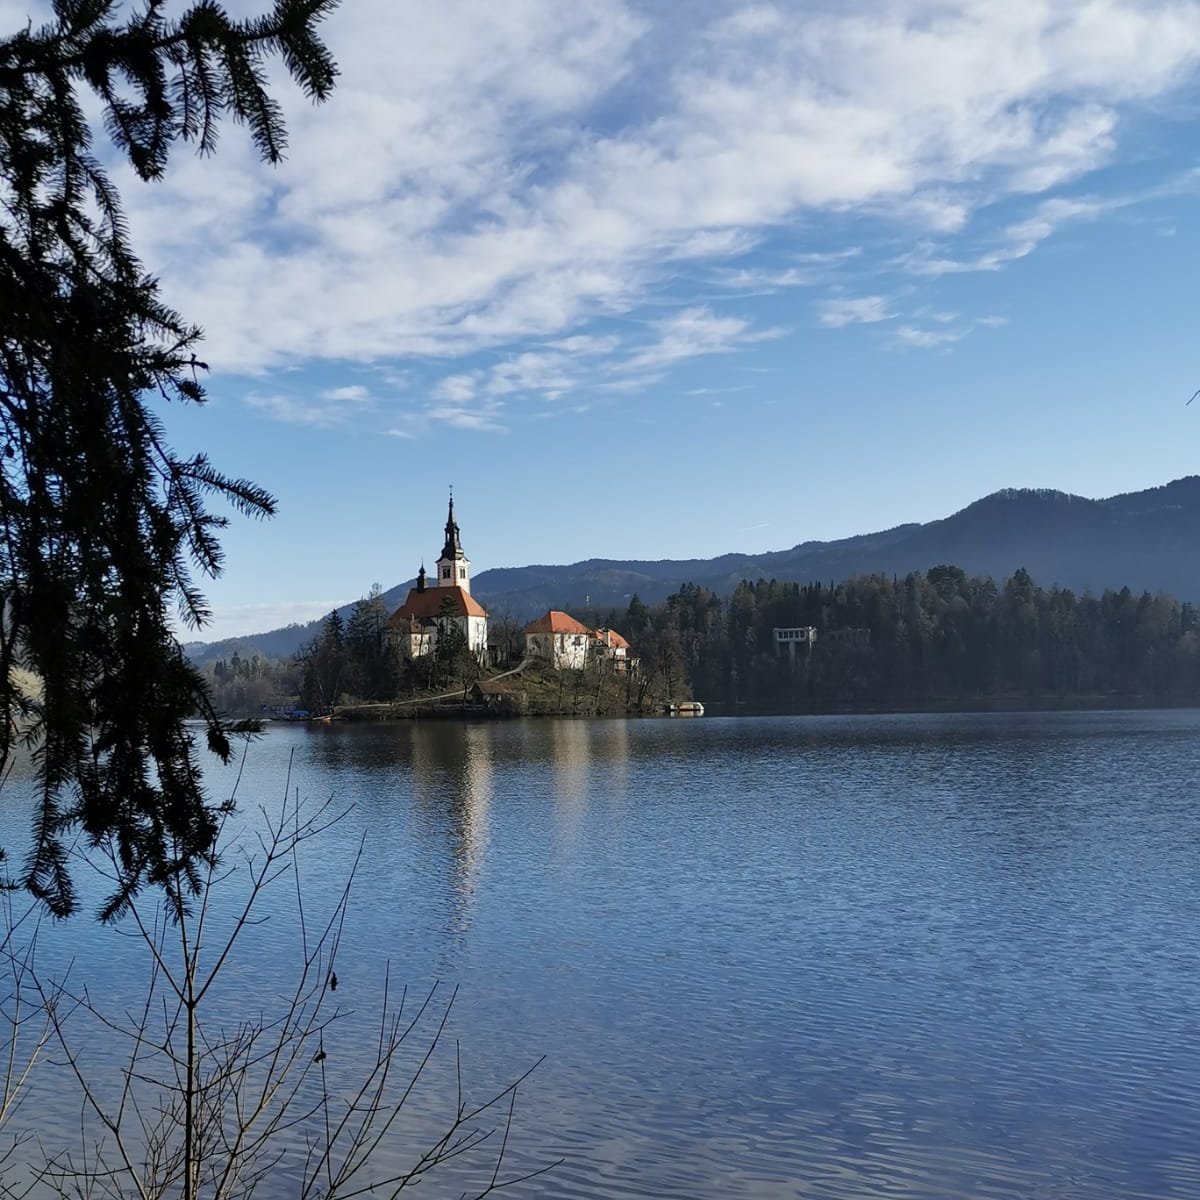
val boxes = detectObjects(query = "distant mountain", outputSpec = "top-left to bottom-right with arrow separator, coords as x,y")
184,476 -> 1200,665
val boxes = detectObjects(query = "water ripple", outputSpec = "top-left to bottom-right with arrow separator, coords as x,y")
3,711 -> 1200,1198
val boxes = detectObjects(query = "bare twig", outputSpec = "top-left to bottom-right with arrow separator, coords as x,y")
12,769 -> 550,1200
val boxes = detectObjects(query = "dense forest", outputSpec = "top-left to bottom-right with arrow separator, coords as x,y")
620,566 -> 1200,709
200,565 -> 1200,714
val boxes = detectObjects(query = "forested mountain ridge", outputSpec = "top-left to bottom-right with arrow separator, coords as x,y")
185,476 -> 1200,665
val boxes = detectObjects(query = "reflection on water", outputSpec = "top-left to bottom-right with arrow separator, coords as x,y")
409,722 -> 494,932
3,711 -> 1200,1199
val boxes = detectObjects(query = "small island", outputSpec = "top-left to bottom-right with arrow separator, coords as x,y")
265,497 -> 695,722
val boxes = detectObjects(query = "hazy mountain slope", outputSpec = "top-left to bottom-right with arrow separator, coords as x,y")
184,476 -> 1200,665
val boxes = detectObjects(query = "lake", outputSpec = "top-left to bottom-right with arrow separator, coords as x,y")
5,710 -> 1200,1198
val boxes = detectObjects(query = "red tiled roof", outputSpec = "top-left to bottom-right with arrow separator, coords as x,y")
390,586 -> 487,623
523,610 -> 592,636
594,627 -> 630,649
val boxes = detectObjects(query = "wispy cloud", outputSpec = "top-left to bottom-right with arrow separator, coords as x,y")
623,306 -> 782,372
486,355 -> 574,399
320,384 -> 372,403
426,402 -> 507,434
419,332 -> 621,424
911,306 -> 959,324
245,382 -> 374,426
713,247 -> 864,293
892,325 -> 969,350
713,266 -> 817,292
900,195 -> 1115,276
85,0 -> 1200,427
432,374 -> 479,404
818,295 -> 895,328
244,392 -> 345,427
890,310 -> 1009,350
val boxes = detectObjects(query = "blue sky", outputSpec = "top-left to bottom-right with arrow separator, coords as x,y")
11,0 -> 1200,639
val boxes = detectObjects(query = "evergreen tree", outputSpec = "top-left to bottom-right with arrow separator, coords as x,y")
0,0 -> 339,917
433,595 -> 475,691
298,610 -> 349,713
345,583 -> 398,700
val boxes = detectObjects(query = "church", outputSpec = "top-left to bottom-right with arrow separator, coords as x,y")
386,496 -> 489,660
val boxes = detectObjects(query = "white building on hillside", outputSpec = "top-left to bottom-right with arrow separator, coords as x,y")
524,610 -> 592,670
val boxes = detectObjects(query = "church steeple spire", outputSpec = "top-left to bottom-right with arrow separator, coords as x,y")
435,488 -> 471,592
441,489 -> 463,561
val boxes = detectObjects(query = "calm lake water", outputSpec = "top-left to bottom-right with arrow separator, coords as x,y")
6,710 -> 1200,1198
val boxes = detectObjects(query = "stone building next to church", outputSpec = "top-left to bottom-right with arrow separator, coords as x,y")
386,497 -> 489,660
523,611 -> 636,672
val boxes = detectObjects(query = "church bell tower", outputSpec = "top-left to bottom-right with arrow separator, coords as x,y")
435,491 -> 471,592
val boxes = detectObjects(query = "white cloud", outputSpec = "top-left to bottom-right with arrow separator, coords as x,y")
45,0 -> 1200,413
426,402 -> 507,434
890,310 -> 1009,346
893,324 -> 969,349
432,374 -> 480,404
244,392 -> 346,427
911,307 -> 959,324
713,266 -> 817,291
388,374 -> 511,434
901,194 -> 1115,275
319,384 -> 372,403
419,332 -> 621,417
245,381 -> 374,425
1000,196 -> 1112,257
548,334 -> 620,354
622,306 -> 781,371
685,384 -> 751,396
819,295 -> 895,327
486,350 -> 577,399
667,228 -> 762,260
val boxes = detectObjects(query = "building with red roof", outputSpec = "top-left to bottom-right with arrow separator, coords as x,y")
523,610 -> 594,670
386,496 -> 489,660
592,626 -> 634,670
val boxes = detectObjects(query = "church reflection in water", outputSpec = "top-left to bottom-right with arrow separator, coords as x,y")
403,718 -> 631,934
408,722 -> 494,934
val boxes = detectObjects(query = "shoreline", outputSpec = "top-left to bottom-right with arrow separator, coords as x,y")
260,691 -> 1200,725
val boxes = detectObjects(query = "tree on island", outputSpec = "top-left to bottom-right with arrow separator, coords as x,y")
433,594 -> 479,694
298,609 -> 351,713
0,0 -> 338,918
345,583 -> 402,699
